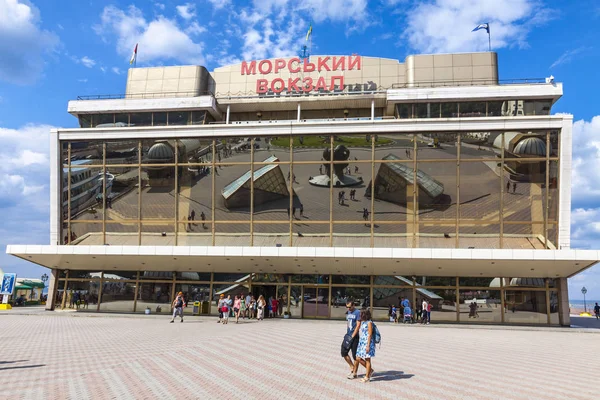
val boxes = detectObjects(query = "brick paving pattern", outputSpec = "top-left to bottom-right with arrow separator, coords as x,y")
1,312 -> 598,399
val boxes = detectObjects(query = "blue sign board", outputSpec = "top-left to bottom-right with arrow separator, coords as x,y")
1,273 -> 16,295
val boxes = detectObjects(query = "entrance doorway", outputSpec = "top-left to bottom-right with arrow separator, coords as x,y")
303,287 -> 330,318
252,284 -> 287,317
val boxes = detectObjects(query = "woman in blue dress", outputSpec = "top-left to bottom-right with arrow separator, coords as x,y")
350,309 -> 375,382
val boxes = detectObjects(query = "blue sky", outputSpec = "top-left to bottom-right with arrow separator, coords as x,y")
1,0 -> 599,299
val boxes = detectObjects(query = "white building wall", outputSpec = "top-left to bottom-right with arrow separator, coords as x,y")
49,129 -> 61,246
558,115 -> 573,249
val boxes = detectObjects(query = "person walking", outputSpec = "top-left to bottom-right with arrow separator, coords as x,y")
506,180 -> 510,193
234,295 -> 242,323
221,295 -> 232,324
190,209 -> 196,223
594,302 -> 600,320
299,203 -> 304,217
421,299 -> 428,324
200,211 -> 206,229
350,309 -> 376,382
257,295 -> 266,320
217,294 -> 225,323
271,297 -> 279,318
170,292 -> 186,323
427,301 -> 432,324
268,296 -> 274,318
342,300 -> 366,378
239,294 -> 246,320
512,182 -> 517,193
246,293 -> 252,319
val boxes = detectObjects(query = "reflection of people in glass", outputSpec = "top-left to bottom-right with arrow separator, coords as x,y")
469,301 -> 478,318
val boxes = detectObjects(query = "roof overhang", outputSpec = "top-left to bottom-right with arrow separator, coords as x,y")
67,96 -> 222,119
387,83 -> 563,104
7,245 -> 598,279
55,115 -> 568,141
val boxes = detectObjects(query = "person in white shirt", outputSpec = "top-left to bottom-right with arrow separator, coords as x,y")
421,299 -> 428,324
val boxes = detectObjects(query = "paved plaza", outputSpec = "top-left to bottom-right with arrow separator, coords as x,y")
1,310 -> 598,399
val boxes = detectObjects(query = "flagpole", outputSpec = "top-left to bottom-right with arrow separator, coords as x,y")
488,27 -> 491,52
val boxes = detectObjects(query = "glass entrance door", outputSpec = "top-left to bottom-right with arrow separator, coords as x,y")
302,287 -> 329,318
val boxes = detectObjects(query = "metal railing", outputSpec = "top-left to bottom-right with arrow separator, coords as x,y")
76,90 -> 214,101
76,78 -> 549,101
391,78 -> 547,89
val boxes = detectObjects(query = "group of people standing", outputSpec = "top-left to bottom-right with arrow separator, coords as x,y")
215,294 -> 285,324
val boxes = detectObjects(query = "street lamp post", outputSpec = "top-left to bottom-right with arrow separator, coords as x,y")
581,287 -> 587,313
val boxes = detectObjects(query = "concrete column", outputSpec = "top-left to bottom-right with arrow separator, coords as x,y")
226,104 -> 230,124
45,269 -> 58,311
371,99 -> 375,121
297,103 -> 301,122
557,277 -> 570,326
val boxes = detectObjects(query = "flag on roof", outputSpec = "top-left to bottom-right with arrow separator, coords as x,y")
472,23 -> 489,33
306,24 -> 312,41
129,43 -> 138,65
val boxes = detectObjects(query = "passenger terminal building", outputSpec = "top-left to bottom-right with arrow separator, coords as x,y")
7,52 -> 600,325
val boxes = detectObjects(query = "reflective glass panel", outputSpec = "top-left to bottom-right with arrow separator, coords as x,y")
169,111 -> 190,126
129,112 -> 152,127
459,289 -> 501,323
99,281 -> 136,312
373,286 -> 412,321
61,280 -> 100,309
175,283 -> 210,315
330,287 -> 370,319
69,141 -> 103,165
504,290 -> 548,324
137,282 -> 172,314
69,223 -> 102,245
417,289 -> 457,322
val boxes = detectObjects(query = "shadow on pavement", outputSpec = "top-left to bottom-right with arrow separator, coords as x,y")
0,360 -> 28,364
371,370 -> 414,381
0,364 -> 45,371
570,316 -> 600,329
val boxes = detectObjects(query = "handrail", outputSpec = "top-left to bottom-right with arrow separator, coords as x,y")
75,78 -> 550,101
76,90 -> 214,100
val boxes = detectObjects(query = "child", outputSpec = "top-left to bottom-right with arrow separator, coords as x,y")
391,305 -> 397,323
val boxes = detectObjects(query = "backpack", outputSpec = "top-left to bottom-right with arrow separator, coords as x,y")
371,322 -> 381,345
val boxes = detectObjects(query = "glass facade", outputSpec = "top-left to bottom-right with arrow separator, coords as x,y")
79,111 -> 207,128
395,100 -> 553,119
62,131 -> 558,248
55,271 -> 560,325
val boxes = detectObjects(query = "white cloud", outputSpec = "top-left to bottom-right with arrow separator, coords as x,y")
176,3 -> 196,20
208,0 -> 232,10
77,78 -> 88,83
0,124 -> 53,210
80,56 -> 96,68
571,116 -> 600,209
0,0 -> 59,84
111,67 -> 122,75
550,47 -> 588,69
568,115 -> 600,299
154,2 -> 165,10
94,5 -> 205,65
252,0 -> 368,22
186,21 -> 206,36
401,0 -> 554,53
0,124 -> 52,278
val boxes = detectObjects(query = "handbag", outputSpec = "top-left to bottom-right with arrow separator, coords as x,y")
342,333 -> 353,350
